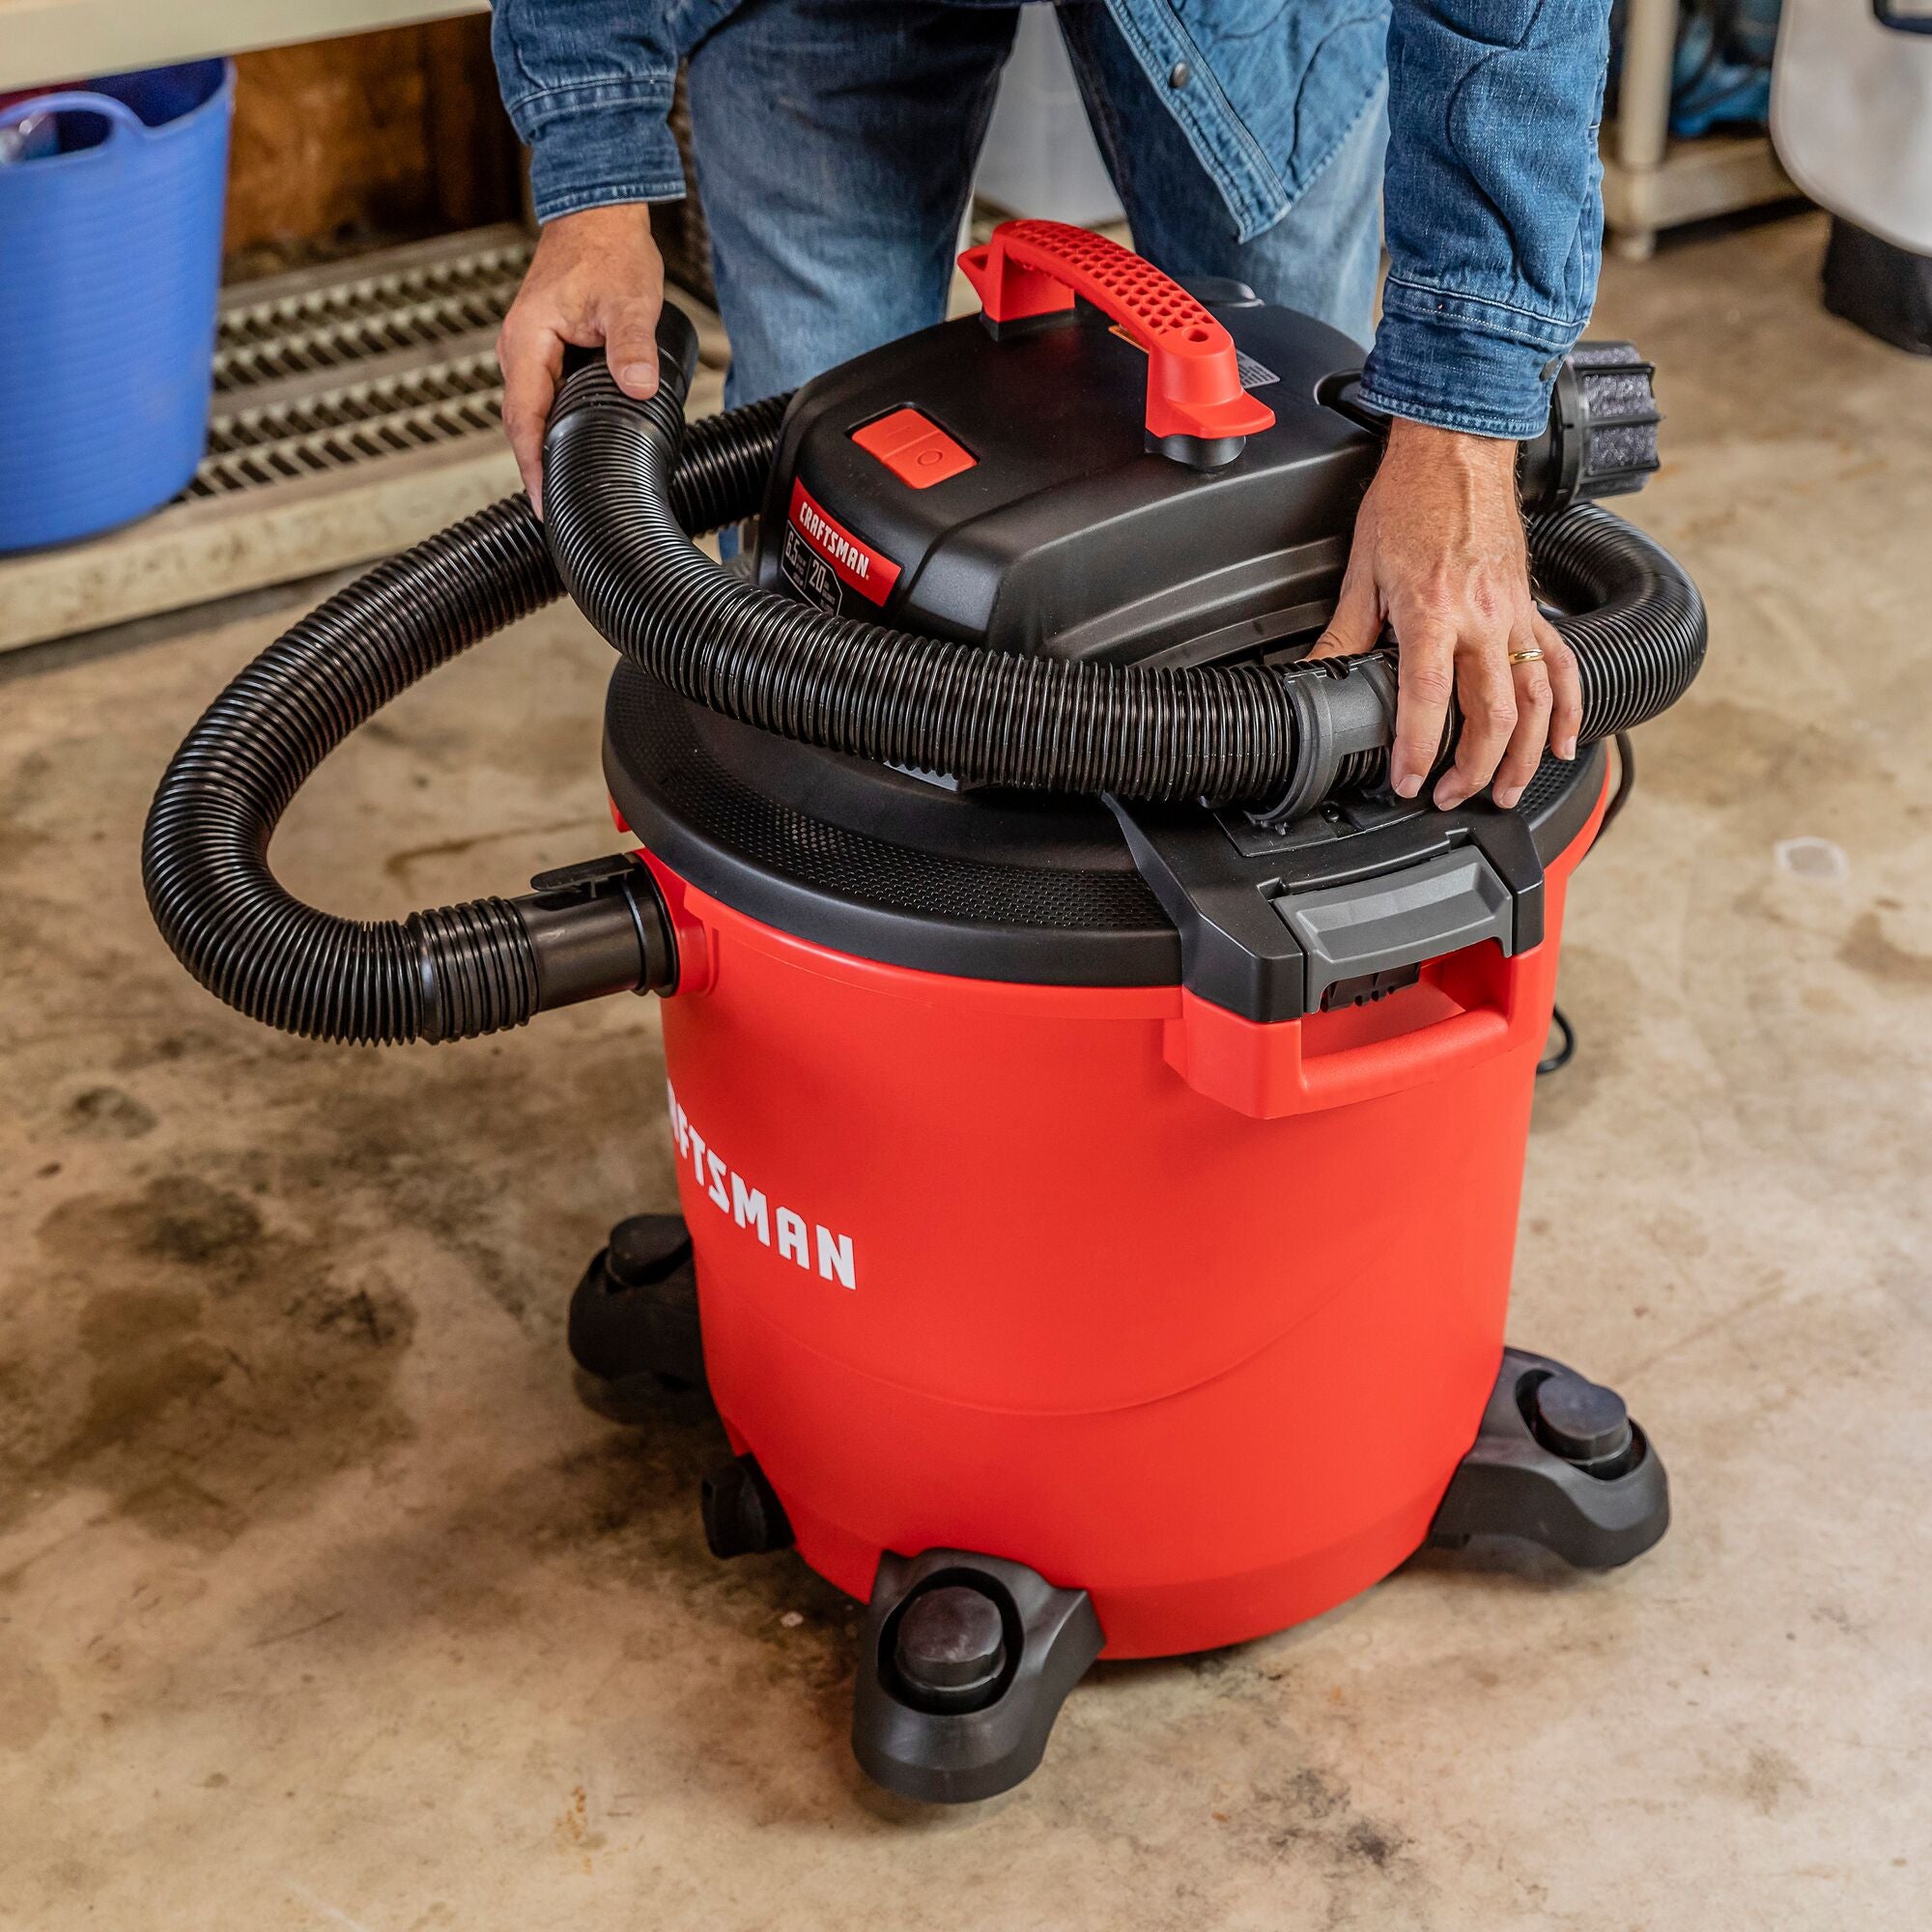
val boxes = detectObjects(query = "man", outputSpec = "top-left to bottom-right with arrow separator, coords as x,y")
491,0 -> 1607,810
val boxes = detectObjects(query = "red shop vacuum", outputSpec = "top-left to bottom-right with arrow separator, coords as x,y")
146,223 -> 1704,1803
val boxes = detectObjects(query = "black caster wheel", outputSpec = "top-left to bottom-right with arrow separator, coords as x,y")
567,1212 -> 707,1393
1428,1347 -> 1669,1567
894,1586 -> 1008,1708
851,1549 -> 1104,1804
701,1454 -> 793,1557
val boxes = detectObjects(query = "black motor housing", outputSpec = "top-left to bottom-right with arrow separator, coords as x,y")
755,288 -> 1378,666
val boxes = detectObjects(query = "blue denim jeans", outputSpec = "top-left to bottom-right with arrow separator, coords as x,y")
685,0 -> 1388,407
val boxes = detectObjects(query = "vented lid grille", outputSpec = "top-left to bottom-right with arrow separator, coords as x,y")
605,664 -> 1184,986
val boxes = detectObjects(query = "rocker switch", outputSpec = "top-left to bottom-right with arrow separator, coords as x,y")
852,408 -> 977,488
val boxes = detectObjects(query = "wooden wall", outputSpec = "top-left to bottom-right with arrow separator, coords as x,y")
225,18 -> 523,264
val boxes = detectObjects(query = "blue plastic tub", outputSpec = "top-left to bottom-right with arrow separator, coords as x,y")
0,61 -> 234,552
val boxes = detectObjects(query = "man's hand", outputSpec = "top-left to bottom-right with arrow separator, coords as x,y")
496,204 -> 666,514
1308,418 -> 1582,810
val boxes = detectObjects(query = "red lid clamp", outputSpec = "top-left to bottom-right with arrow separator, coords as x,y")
958,218 -> 1275,463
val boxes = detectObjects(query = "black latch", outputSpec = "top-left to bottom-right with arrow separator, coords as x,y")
1105,788 -> 1552,1025
527,851 -> 645,897
1320,963 -> 1421,1011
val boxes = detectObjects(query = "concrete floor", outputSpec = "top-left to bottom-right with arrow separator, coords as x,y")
2,211 -> 1928,1929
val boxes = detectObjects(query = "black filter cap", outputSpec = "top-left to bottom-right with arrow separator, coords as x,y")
605,1213 -> 694,1288
1518,340 -> 1661,515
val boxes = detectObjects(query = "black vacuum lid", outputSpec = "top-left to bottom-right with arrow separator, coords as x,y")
604,667 -> 1606,1007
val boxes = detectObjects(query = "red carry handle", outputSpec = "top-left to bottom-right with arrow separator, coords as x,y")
957,218 -> 1275,451
1163,941 -> 1548,1120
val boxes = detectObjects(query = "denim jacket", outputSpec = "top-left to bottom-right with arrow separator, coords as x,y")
492,0 -> 1610,439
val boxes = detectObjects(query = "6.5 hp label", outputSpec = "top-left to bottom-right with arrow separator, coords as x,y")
781,478 -> 901,614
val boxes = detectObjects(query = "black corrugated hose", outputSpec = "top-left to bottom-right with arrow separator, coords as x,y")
144,300 -> 1705,1048
141,395 -> 784,1045
544,307 -> 1704,801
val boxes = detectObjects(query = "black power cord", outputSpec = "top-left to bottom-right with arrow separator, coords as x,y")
1538,1007 -> 1577,1077
1538,730 -> 1634,1079
1598,729 -> 1636,841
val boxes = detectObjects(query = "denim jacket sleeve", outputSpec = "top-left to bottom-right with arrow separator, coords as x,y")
492,1 -> 730,222
1357,0 -> 1612,440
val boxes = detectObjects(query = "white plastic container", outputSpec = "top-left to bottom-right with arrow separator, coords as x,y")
975,11 -> 1123,227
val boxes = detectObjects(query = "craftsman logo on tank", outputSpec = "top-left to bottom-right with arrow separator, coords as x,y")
668,1082 -> 857,1290
783,477 -> 901,610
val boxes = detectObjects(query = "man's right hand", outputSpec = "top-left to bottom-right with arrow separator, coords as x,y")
497,204 -> 666,514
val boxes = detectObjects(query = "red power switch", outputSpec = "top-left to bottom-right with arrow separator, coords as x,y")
851,408 -> 977,489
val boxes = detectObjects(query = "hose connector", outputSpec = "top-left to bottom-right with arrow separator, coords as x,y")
384,856 -> 676,1045
1252,649 -> 1401,825
514,852 -> 678,1011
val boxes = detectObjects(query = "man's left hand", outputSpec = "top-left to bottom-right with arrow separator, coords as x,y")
1307,417 -> 1582,811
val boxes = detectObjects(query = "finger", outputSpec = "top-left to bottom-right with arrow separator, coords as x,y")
1434,636 -> 1517,810
1538,613 -> 1583,759
601,292 -> 664,399
1389,620 -> 1458,800
1492,643 -> 1554,810
1306,563 -> 1381,661
498,318 -> 564,517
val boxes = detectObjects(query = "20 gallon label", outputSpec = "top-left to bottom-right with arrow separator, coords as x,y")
782,478 -> 902,612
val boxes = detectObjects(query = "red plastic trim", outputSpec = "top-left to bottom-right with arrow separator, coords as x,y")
957,218 -> 1276,444
1163,941 -> 1539,1120
633,845 -> 715,996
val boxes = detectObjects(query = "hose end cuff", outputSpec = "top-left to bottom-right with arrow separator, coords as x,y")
549,301 -> 700,444
408,898 -> 542,1043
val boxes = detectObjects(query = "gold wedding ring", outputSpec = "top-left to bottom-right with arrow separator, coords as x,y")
1508,648 -> 1545,666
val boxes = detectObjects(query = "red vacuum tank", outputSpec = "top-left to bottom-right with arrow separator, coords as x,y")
146,221 -> 1691,1806
568,228 -> 1678,1799
642,781 -> 1602,1662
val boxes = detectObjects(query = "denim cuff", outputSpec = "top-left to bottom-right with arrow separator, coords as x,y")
514,79 -> 688,223
1358,277 -> 1579,441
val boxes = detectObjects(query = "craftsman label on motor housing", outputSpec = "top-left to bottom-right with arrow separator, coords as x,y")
782,477 -> 901,612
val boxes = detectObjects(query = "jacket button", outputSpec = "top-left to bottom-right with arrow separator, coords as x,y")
1168,60 -> 1191,88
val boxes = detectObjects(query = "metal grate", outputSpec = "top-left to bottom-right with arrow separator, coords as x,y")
168,231 -> 545,502
186,354 -> 506,500
175,227 -> 727,507
0,230 -> 567,654
213,239 -> 532,391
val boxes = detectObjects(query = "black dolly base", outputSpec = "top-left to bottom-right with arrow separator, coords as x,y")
852,1549 -> 1105,1804
569,1216 -> 1669,1801
1427,1346 -> 1671,1569
567,1211 -> 707,1393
